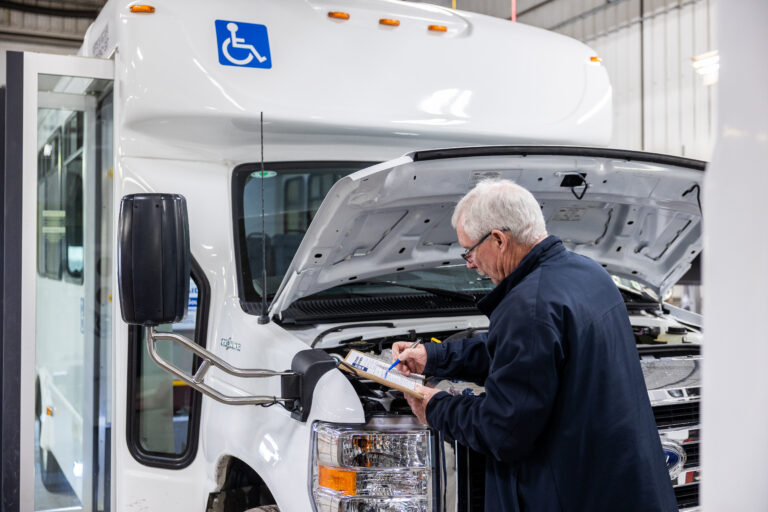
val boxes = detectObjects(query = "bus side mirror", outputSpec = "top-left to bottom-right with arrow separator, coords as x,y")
118,193 -> 190,326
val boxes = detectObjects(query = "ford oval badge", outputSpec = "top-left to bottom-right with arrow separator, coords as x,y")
661,441 -> 686,480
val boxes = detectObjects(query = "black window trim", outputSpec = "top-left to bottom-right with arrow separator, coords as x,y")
61,158 -> 84,284
125,257 -> 210,469
231,161 -> 375,313
61,111 -> 84,283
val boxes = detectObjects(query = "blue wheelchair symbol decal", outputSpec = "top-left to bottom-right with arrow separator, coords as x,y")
215,20 -> 272,69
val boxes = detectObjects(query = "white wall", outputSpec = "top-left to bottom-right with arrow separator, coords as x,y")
702,0 -> 768,507
518,0 -> 717,160
421,0 -> 717,160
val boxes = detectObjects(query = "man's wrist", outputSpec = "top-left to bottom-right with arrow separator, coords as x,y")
425,390 -> 450,424
423,342 -> 443,375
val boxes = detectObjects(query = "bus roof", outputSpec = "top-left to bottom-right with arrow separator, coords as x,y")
81,0 -> 612,163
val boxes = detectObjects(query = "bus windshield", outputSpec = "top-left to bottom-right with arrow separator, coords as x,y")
233,162 -> 369,303
233,162 -> 496,308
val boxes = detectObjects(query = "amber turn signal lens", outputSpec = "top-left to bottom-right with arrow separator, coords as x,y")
318,465 -> 356,495
590,56 -> 602,62
129,5 -> 155,13
428,25 -> 447,32
328,11 -> 350,20
379,18 -> 400,27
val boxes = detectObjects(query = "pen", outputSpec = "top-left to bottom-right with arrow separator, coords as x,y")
386,338 -> 423,378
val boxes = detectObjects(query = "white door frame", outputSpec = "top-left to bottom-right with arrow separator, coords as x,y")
18,51 -> 113,512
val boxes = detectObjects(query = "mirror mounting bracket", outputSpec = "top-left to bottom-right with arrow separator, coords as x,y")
145,328 -> 337,421
145,326 -> 296,407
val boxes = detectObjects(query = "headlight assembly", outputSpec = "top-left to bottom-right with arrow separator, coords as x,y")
311,416 -> 436,512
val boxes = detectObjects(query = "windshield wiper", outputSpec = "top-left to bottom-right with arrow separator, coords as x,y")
348,279 -> 479,302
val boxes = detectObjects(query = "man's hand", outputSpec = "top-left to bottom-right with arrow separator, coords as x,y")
392,341 -> 427,376
405,385 -> 442,425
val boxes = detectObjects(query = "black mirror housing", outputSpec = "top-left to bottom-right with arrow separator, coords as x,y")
118,194 -> 190,326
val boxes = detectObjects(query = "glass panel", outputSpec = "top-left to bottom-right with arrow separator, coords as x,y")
35,74 -> 113,512
282,177 -> 306,233
64,153 -> 84,280
236,163 -> 368,301
94,90 -> 114,512
37,131 -> 62,280
134,277 -> 200,456
234,162 -> 495,307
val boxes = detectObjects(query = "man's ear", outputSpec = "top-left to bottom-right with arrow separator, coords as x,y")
491,229 -> 506,247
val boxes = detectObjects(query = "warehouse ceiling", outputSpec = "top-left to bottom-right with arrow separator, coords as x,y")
0,0 -> 106,47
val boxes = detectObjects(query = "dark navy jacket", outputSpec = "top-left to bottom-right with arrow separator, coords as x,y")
424,236 -> 677,512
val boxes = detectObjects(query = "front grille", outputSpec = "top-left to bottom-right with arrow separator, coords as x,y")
653,401 -> 699,429
674,484 -> 699,509
455,443 -> 485,512
652,399 -> 700,510
684,442 -> 699,468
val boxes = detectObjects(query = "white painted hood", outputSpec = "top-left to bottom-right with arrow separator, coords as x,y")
270,146 -> 705,316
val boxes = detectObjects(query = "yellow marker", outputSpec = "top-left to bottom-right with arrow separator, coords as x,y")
129,5 -> 155,13
318,465 -> 356,495
328,11 -> 350,20
431,337 -> 442,344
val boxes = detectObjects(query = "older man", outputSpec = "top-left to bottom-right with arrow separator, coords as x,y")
393,180 -> 676,511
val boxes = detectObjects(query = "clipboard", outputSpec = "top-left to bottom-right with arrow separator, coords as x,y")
341,349 -> 425,399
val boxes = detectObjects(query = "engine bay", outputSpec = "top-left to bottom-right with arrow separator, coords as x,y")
313,313 -> 701,417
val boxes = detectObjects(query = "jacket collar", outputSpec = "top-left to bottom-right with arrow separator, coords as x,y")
477,235 -> 564,316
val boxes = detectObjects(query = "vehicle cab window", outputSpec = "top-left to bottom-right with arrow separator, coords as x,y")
232,162 -> 372,305
127,262 -> 209,467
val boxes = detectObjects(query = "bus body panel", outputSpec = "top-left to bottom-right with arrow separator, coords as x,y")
85,0 -> 610,165
32,1 -> 615,510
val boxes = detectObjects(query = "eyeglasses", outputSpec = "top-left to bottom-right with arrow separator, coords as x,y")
461,231 -> 493,262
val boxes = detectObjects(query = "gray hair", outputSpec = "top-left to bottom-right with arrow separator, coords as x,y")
451,179 -> 547,246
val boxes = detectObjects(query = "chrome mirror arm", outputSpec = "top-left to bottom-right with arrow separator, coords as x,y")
145,326 -> 295,406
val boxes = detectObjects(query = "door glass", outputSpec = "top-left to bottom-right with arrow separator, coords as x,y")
35,74 -> 113,512
132,277 -> 201,458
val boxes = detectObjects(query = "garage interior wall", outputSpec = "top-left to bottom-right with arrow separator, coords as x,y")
0,2 -> 91,86
426,0 -> 717,161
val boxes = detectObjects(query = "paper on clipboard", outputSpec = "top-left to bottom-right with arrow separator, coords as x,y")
341,349 -> 425,399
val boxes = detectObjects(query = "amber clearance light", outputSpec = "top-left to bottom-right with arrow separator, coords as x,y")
379,18 -> 400,27
328,11 -> 350,20
428,24 -> 447,32
318,465 -> 356,495
590,55 -> 602,62
129,4 -> 155,13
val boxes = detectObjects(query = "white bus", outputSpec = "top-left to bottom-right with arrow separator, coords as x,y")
7,0 -> 699,511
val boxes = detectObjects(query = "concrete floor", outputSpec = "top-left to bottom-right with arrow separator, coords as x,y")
34,419 -> 82,512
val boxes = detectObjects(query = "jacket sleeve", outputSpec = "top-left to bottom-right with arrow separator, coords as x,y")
425,320 -> 563,462
423,333 -> 490,384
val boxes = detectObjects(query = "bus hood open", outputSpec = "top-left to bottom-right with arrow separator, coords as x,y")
269,146 -> 705,317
